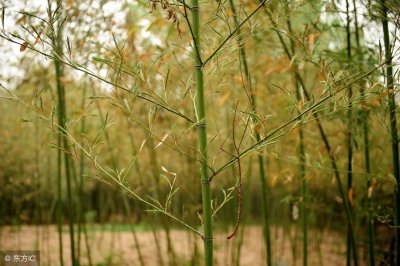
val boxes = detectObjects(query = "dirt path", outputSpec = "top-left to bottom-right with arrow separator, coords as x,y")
0,225 -> 347,266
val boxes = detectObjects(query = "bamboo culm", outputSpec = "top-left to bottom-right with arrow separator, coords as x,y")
351,0 -> 376,263
380,1 -> 400,264
283,4 -> 308,264
345,0 -> 354,264
190,0 -> 214,265
49,1 -> 77,265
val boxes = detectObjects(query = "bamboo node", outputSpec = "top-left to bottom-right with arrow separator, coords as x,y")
201,178 -> 211,184
202,236 -> 213,242
196,121 -> 207,128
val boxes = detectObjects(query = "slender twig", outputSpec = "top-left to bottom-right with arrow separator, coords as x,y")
202,0 -> 269,66
210,61 -> 382,180
0,34 -> 195,124
227,102 -> 243,240
226,0 -> 272,263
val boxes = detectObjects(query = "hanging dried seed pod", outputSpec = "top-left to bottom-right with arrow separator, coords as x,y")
172,12 -> 178,23
166,8 -> 174,20
150,0 -> 157,12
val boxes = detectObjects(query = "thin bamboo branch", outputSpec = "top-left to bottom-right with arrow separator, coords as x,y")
202,0 -> 269,66
210,63 -> 383,180
0,34 -> 195,124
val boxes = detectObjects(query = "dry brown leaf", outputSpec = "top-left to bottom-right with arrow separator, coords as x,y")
348,187 -> 354,205
20,41 -> 28,52
368,186 -> 373,199
34,32 -> 42,45
15,16 -> 25,25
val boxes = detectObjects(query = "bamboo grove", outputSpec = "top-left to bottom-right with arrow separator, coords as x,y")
0,0 -> 399,265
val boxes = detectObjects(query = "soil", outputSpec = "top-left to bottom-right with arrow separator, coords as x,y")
0,225 -> 348,266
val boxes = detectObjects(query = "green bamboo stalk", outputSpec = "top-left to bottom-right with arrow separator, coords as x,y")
150,225 -> 165,266
362,98 -> 375,266
190,1 -> 213,264
77,84 -> 85,265
294,77 -> 307,266
56,118 -> 64,266
265,7 -> 358,265
344,0 -> 354,264
54,24 -> 77,266
352,0 -> 376,263
122,196 -> 145,266
379,1 -> 400,265
228,0 -> 272,264
48,1 -> 76,265
77,84 -> 93,266
282,3 -> 308,264
298,119 -> 307,266
227,109 -> 241,266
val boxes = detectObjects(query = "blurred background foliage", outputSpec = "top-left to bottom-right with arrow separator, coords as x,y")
0,0 -> 399,265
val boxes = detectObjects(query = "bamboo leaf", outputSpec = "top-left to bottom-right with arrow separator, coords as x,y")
154,133 -> 169,149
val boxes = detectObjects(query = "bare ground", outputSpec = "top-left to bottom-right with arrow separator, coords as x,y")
0,225 -> 348,266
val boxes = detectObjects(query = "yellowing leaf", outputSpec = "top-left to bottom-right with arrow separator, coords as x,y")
218,92 -> 230,106
309,33 -> 315,50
